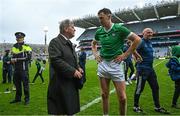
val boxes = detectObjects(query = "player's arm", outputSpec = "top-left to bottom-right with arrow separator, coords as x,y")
124,33 -> 141,59
114,32 -> 141,63
91,40 -> 98,55
132,50 -> 143,62
91,40 -> 102,63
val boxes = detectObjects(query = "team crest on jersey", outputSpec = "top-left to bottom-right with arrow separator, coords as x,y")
112,33 -> 116,36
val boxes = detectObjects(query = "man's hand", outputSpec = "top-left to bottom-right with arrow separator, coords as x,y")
113,54 -> 126,63
133,51 -> 143,62
78,67 -> 84,74
94,54 -> 102,63
11,58 -> 17,64
135,55 -> 143,62
73,70 -> 82,79
91,40 -> 102,63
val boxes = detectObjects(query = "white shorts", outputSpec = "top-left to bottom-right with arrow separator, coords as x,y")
97,60 -> 125,82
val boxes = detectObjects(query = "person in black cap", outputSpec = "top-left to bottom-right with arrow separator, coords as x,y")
2,49 -> 12,83
15,32 -> 26,38
10,32 -> 32,105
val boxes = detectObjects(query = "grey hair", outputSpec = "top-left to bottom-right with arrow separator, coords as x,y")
59,19 -> 73,34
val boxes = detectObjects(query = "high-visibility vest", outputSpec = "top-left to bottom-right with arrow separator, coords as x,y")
12,44 -> 32,54
11,44 -> 32,71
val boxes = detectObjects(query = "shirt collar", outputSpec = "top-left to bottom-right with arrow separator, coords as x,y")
60,34 -> 68,41
103,23 -> 114,32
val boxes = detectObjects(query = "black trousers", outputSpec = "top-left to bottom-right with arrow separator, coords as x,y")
13,71 -> 29,102
2,68 -> 12,83
134,68 -> 160,108
79,62 -> 86,83
124,61 -> 134,81
32,69 -> 44,83
172,80 -> 180,105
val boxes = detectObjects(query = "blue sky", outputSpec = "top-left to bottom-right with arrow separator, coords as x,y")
0,0 -> 170,45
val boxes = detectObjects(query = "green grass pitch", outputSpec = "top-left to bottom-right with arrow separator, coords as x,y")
0,59 -> 179,115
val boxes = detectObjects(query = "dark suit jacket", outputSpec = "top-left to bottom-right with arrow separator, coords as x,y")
47,34 -> 80,115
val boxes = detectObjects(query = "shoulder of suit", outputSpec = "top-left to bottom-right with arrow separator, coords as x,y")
50,37 -> 58,44
49,36 -> 61,47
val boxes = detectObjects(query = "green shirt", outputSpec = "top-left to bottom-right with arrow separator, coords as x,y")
35,60 -> 41,69
172,45 -> 180,57
95,23 -> 131,61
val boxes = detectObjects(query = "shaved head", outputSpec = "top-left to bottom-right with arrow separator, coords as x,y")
142,28 -> 153,39
143,28 -> 153,34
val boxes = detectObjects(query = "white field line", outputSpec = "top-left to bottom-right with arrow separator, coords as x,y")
153,59 -> 166,68
80,59 -> 166,111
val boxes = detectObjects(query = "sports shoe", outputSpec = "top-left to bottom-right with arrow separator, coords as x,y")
131,74 -> 136,80
133,106 -> 143,113
125,81 -> 129,85
154,107 -> 170,114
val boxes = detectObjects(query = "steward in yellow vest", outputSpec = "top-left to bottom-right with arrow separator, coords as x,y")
10,32 -> 32,105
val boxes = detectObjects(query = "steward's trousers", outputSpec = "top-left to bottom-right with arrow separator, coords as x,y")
13,70 -> 29,102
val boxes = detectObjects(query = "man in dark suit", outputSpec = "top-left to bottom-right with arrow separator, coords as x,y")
47,19 -> 83,115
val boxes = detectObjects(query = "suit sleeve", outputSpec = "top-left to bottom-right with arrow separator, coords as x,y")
48,40 -> 76,77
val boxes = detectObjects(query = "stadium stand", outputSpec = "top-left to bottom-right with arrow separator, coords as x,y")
73,0 -> 180,58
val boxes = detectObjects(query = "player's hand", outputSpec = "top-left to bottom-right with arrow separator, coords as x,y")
134,54 -> 143,62
133,51 -> 143,62
136,56 -> 143,62
73,70 -> 82,79
95,54 -> 102,63
114,54 -> 126,63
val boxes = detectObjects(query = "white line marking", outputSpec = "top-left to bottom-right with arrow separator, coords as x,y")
153,60 -> 166,67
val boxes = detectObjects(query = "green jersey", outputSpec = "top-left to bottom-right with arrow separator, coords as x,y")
95,23 -> 131,61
